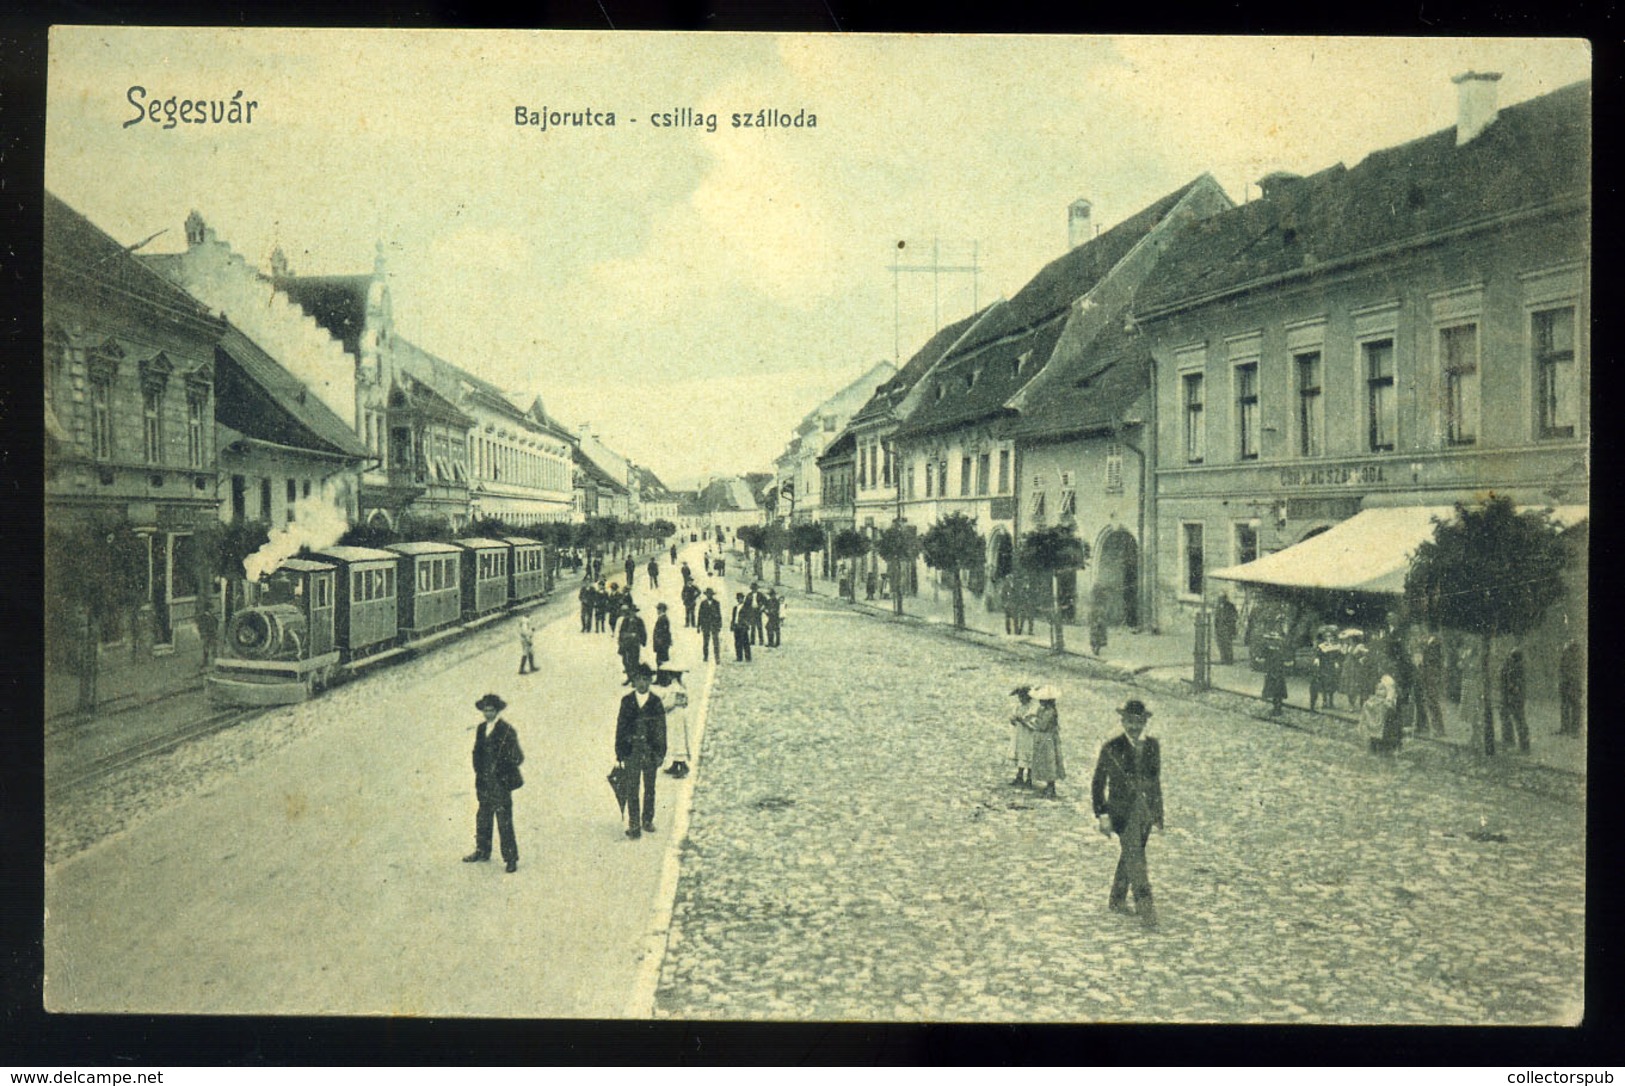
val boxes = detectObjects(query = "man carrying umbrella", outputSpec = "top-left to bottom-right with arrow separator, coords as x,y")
615,663 -> 668,839
1091,699 -> 1164,928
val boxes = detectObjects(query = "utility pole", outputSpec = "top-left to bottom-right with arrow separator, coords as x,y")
890,238 -> 980,364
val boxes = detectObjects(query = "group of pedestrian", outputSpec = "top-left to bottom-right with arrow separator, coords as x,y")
1005,684 -> 1166,929
725,582 -> 784,662
999,576 -> 1039,636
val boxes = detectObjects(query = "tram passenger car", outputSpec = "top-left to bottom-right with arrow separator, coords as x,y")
455,537 -> 510,620
504,536 -> 547,605
387,541 -> 464,639
207,557 -> 341,705
313,545 -> 401,659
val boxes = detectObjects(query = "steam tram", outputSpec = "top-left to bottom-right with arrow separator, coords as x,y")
208,535 -> 554,707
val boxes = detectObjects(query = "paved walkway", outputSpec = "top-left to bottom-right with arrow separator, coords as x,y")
654,578 -> 1585,1024
754,554 -> 1584,780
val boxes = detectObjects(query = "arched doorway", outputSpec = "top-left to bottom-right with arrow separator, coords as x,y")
989,528 -> 1014,582
1095,528 -> 1139,629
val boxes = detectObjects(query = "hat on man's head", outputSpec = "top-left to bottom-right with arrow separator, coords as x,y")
1118,698 -> 1152,720
475,693 -> 507,712
657,602 -> 668,611
630,662 -> 655,679
703,587 -> 715,596
1010,683 -> 1033,696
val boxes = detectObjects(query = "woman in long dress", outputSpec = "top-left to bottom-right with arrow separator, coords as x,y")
655,648 -> 692,778
1028,687 -> 1066,798
1008,684 -> 1037,787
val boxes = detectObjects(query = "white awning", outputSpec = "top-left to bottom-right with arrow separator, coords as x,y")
1211,504 -> 1588,595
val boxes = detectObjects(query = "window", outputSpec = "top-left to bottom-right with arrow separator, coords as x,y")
303,479 -> 312,499
1182,523 -> 1205,597
91,376 -> 113,461
938,460 -> 949,497
977,453 -> 990,496
871,446 -> 880,490
419,563 -> 432,592
923,461 -> 933,497
1184,373 -> 1205,463
907,465 -> 916,500
1030,490 -> 1046,518
1235,362 -> 1259,460
315,577 -> 331,608
882,447 -> 892,488
960,456 -> 972,496
143,386 -> 163,464
1439,323 -> 1479,445
352,570 -> 363,602
1534,306 -> 1578,438
998,450 -> 1010,493
384,567 -> 394,596
1234,522 -> 1259,566
286,478 -> 298,523
260,477 -> 273,520
823,415 -> 837,432
857,448 -> 867,490
1364,339 -> 1396,452
187,391 -> 206,468
1295,351 -> 1323,457
1105,444 -> 1124,493
1059,488 -> 1077,516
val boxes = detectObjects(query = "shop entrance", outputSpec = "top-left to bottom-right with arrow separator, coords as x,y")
1095,528 -> 1139,628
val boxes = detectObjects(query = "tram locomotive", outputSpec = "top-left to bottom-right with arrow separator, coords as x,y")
208,535 -> 553,707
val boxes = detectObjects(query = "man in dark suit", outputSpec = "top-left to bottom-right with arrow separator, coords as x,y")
624,555 -> 636,588
578,577 -> 596,633
615,663 -> 667,839
652,603 -> 673,667
617,602 -> 648,681
764,589 -> 783,647
681,579 -> 701,628
1091,699 -> 1164,927
731,592 -> 753,662
745,583 -> 767,645
697,587 -> 723,662
464,693 -> 525,873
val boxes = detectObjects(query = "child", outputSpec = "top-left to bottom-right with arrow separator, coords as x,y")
1008,684 -> 1037,787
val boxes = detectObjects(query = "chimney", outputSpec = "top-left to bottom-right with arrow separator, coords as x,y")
1453,70 -> 1502,146
1256,171 -> 1304,201
1068,198 -> 1093,250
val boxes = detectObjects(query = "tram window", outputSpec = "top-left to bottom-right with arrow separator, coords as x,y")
384,568 -> 395,596
353,572 -> 363,603
420,564 -> 432,592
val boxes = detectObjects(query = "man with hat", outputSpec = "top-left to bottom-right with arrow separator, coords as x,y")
617,600 -> 648,682
652,602 -> 674,668
696,587 -> 723,663
464,693 -> 525,873
681,575 -> 700,628
764,589 -> 783,647
615,663 -> 668,839
730,592 -> 753,662
1091,699 -> 1164,927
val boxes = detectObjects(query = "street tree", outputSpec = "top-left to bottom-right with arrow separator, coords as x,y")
1404,495 -> 1570,755
788,523 -> 826,594
830,528 -> 871,600
735,524 -> 767,579
762,522 -> 791,586
922,513 -> 986,629
876,521 -> 921,617
1018,524 -> 1090,652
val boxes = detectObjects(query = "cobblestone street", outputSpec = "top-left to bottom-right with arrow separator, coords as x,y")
655,586 -> 1585,1024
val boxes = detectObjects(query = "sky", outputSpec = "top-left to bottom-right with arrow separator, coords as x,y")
45,30 -> 1590,489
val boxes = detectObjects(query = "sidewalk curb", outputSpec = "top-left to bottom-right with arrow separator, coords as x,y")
780,577 -> 1582,803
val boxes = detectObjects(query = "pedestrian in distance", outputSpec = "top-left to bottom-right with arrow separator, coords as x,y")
1088,586 -> 1110,657
681,578 -> 700,628
1364,669 -> 1400,754
865,568 -> 877,601
703,553 -> 712,576
648,557 -> 661,590
652,603 -> 673,668
680,561 -> 693,586
1028,686 -> 1065,798
1500,646 -> 1529,753
1261,634 -> 1289,717
464,693 -> 524,873
714,555 -> 726,578
615,663 -> 667,839
764,589 -> 783,647
1308,626 -> 1342,711
593,579 -> 611,633
195,605 -> 218,672
745,582 -> 766,645
1214,592 -> 1239,666
1418,631 -> 1447,735
517,615 -> 537,675
625,555 -> 636,589
670,543 -> 678,566
730,592 -> 753,662
1091,699 -> 1164,928
697,587 -> 724,663
1558,638 -> 1584,737
617,602 -> 648,682
1008,683 -> 1037,788
579,577 -> 596,633
1001,578 -> 1018,635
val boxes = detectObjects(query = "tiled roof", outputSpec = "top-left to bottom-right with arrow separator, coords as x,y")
274,274 -> 373,356
1136,80 -> 1590,315
848,308 -> 988,429
1002,319 -> 1152,441
895,177 -> 1209,440
215,323 -> 370,458
44,192 -> 222,330
393,372 -> 474,427
573,445 -> 629,494
816,428 -> 857,464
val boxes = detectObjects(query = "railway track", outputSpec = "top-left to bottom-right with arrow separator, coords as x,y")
47,703 -> 271,797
